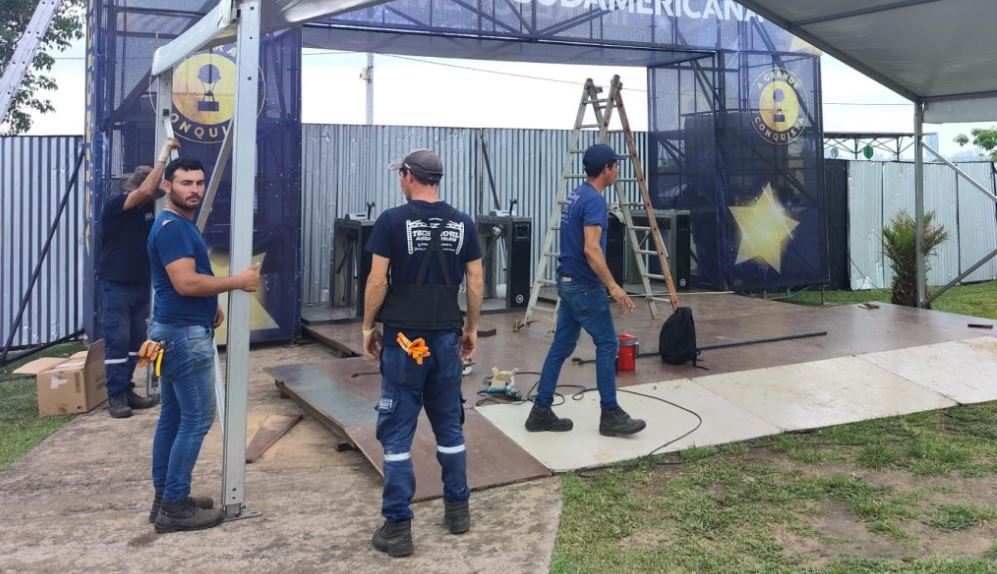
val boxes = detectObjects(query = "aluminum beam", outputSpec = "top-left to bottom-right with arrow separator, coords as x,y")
914,102 -> 925,308
221,0 -> 260,519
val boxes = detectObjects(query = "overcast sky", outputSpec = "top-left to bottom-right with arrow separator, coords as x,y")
26,38 -> 994,159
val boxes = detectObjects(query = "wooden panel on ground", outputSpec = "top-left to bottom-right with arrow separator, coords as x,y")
267,362 -> 551,501
301,296 -> 991,398
246,414 -> 303,463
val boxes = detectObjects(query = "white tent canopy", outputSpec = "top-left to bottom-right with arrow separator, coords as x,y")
736,0 -> 997,123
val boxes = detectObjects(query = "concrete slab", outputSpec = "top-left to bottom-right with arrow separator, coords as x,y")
476,379 -> 782,472
858,337 -> 997,405
696,356 -> 958,432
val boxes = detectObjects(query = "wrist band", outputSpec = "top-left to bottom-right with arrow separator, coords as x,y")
362,327 -> 376,336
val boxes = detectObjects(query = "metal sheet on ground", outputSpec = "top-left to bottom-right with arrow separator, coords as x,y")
266,361 -> 550,501
477,378 -> 782,472
859,337 -> 997,405
695,356 -> 958,432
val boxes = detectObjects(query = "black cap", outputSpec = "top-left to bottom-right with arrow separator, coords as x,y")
583,143 -> 628,172
388,149 -> 444,183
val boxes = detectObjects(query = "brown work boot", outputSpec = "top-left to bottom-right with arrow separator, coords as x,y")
149,492 -> 214,524
372,519 -> 413,557
154,498 -> 224,534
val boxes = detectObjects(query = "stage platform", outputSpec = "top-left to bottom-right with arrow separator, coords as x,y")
278,294 -> 997,493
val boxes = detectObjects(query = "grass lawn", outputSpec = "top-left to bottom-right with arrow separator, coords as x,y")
552,403 -> 997,574
0,342 -> 85,470
782,281 -> 997,321
554,283 -> 997,573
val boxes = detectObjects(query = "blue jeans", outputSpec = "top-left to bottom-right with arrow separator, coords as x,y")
377,328 -> 468,522
99,280 -> 150,397
149,321 -> 217,503
535,279 -> 620,410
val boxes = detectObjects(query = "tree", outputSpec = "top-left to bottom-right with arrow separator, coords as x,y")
954,127 -> 997,162
1,0 -> 86,135
882,211 -> 949,308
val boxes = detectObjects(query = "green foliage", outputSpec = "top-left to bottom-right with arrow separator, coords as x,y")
881,210 -> 949,307
955,127 -> 997,162
1,0 -> 87,134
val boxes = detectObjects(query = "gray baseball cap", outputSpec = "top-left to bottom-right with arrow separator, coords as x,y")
121,165 -> 153,192
388,148 -> 444,183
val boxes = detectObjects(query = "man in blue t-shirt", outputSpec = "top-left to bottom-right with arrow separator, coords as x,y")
146,157 -> 260,534
98,138 -> 179,418
361,148 -> 484,557
526,144 -> 646,437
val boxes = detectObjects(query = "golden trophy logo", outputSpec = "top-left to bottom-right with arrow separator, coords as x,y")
751,68 -> 809,145
170,48 -> 238,144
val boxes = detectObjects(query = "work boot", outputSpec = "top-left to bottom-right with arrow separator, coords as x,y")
371,519 -> 413,557
599,406 -> 646,437
444,500 -> 470,534
127,389 -> 160,410
149,492 -> 215,524
154,498 -> 224,534
107,393 -> 132,419
525,405 -> 573,432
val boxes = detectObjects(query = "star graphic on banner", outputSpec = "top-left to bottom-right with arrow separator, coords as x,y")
209,250 -> 279,343
729,183 -> 799,273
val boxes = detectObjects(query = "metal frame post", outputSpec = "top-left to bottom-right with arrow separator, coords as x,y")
914,102 -> 925,307
145,71 -> 174,397
222,0 -> 261,519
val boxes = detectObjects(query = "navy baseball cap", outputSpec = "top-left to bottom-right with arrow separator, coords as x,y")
583,143 -> 628,172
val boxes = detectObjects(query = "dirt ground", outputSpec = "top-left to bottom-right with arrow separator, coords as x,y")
0,342 -> 562,573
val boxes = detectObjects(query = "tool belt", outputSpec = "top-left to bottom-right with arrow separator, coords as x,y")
378,203 -> 464,331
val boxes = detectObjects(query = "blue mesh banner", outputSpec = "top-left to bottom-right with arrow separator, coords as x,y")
650,48 -> 826,290
85,2 -> 302,344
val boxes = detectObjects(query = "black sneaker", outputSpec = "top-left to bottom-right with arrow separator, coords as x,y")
599,407 -> 646,437
149,492 -> 215,524
127,390 -> 160,410
525,405 -> 573,432
444,499 -> 470,534
372,519 -> 413,557
154,498 -> 224,534
107,393 -> 132,419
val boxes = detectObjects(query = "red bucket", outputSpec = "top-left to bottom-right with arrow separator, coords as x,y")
616,332 -> 639,372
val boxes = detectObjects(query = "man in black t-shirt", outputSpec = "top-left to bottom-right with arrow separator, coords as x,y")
361,149 -> 484,557
98,138 -> 180,418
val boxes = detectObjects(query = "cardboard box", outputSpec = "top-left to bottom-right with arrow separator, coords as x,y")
13,340 -> 107,416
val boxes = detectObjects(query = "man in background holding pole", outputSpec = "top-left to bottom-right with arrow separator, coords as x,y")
98,137 -> 180,418
361,149 -> 484,557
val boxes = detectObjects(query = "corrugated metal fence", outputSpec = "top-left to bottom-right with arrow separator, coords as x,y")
0,136 -> 85,348
6,132 -> 994,347
301,124 -> 645,305
847,160 -> 997,290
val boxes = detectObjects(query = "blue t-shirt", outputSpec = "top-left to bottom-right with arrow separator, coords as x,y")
366,200 -> 482,287
97,192 -> 155,283
147,210 -> 218,327
559,182 -> 607,287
